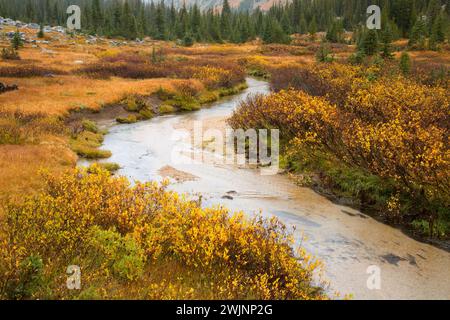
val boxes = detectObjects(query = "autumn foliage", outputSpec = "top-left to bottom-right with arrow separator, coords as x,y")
0,166 -> 325,300
230,63 -> 450,236
79,52 -> 246,90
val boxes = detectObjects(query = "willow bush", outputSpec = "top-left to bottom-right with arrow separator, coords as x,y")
0,166 -> 325,300
230,63 -> 450,237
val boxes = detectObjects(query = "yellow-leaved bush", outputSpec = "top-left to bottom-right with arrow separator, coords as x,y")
229,65 -> 449,235
0,165 -> 325,300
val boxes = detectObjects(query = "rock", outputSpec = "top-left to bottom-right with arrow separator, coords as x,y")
0,82 -> 19,94
41,48 -> 55,55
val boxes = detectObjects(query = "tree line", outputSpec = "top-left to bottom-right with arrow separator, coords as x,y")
0,0 -> 448,46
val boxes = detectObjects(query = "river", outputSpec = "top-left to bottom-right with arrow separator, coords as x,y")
79,78 -> 450,300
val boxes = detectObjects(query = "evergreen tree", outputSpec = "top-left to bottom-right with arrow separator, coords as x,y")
326,19 -> 344,43
91,0 -> 103,33
426,0 -> 442,33
263,18 -> 290,44
429,13 -> 445,49
360,29 -> 379,56
299,14 -> 307,34
221,0 -> 232,40
380,23 -> 394,58
183,32 -> 194,47
409,18 -> 428,49
176,3 -> 189,40
11,29 -> 23,50
191,4 -> 201,40
309,17 -> 317,41
155,3 -> 166,40
122,1 -> 137,40
399,51 -> 412,75
0,0 -> 444,47
37,24 -> 45,39
316,41 -> 333,62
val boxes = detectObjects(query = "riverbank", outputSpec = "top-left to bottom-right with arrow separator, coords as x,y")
0,41 -> 253,204
77,77 -> 450,299
175,111 -> 450,253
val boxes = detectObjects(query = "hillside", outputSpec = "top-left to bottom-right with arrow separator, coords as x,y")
167,0 -> 283,11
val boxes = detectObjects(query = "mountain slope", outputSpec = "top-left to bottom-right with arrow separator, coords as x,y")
166,0 -> 282,11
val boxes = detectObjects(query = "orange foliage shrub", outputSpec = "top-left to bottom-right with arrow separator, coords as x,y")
78,52 -> 246,89
0,65 -> 67,77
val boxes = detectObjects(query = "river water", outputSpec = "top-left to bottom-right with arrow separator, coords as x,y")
79,78 -> 450,299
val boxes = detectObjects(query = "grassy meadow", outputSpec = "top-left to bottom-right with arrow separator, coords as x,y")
0,23 -> 449,299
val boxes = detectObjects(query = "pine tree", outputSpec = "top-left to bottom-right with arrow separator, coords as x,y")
429,13 -> 445,50
122,1 -> 137,40
11,29 -> 23,50
37,24 -> 44,39
221,0 -> 232,40
91,0 -> 103,33
326,20 -> 343,43
391,0 -> 415,37
309,17 -> 317,41
280,11 -> 291,34
409,18 -> 427,49
299,14 -> 307,34
380,23 -> 394,58
263,18 -> 290,44
183,32 -> 194,47
155,3 -> 166,40
361,29 -> 379,56
207,10 -> 222,43
427,0 -> 442,33
0,0 -> 444,48
112,1 -> 122,35
316,41 -> 333,63
399,51 -> 412,75
176,3 -> 189,40
191,4 -> 201,40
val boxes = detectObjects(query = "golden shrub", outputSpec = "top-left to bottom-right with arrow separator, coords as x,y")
0,166 -> 325,300
230,65 -> 449,227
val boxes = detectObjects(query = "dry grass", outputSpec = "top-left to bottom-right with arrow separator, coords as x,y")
0,39 -> 253,207
0,30 -> 448,216
0,76 -> 188,115
0,139 -> 76,205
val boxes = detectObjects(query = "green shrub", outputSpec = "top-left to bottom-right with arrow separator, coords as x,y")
348,51 -> 366,65
315,42 -> 334,63
412,219 -> 449,239
88,162 -> 120,173
155,87 -> 175,101
6,255 -> 45,299
70,131 -> 111,159
217,83 -> 247,97
399,52 -> 411,75
87,227 -> 146,282
82,119 -> 99,133
182,33 -> 194,47
198,91 -> 219,104
116,115 -> 137,124
1,47 -> 20,60
124,96 -> 139,112
138,107 -> 154,120
159,104 -> 176,114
